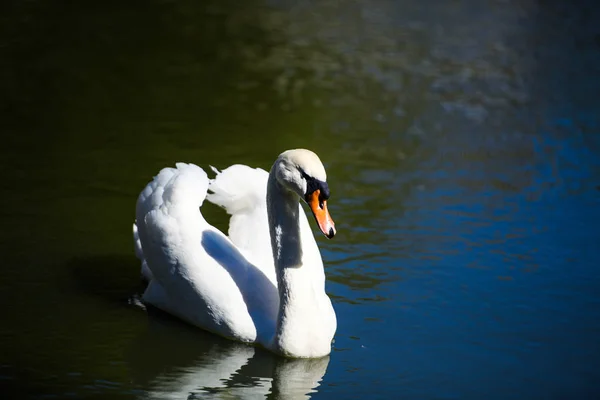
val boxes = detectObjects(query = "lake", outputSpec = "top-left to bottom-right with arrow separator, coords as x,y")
1,0 -> 599,398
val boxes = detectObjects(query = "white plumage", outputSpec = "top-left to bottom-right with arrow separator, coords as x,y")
133,149 -> 337,358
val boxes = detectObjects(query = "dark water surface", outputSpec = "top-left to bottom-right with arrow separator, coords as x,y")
1,0 -> 599,398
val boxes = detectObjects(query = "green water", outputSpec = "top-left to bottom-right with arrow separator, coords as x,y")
2,0 -> 599,398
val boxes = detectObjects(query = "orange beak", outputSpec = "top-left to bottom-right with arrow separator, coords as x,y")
307,189 -> 336,239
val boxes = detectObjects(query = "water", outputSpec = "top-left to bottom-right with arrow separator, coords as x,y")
1,0 -> 599,398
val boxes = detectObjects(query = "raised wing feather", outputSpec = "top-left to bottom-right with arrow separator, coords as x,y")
206,165 -> 276,284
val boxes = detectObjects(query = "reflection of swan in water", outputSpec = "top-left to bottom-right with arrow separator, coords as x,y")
128,308 -> 330,399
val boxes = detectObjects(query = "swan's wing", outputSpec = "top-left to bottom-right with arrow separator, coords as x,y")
133,167 -> 178,282
134,163 -> 277,342
206,164 -> 277,284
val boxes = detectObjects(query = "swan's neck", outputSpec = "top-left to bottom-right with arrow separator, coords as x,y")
266,171 -> 333,358
267,175 -> 303,272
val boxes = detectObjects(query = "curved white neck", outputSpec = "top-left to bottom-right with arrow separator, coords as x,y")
267,174 -> 304,272
266,167 -> 335,358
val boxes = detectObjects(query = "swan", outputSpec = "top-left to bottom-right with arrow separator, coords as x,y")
133,149 -> 337,358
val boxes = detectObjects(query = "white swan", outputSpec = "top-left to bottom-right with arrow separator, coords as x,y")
133,149 -> 337,358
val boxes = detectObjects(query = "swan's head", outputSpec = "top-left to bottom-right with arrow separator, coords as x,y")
275,149 -> 336,239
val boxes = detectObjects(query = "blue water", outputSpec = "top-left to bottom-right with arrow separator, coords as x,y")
324,128 -> 600,398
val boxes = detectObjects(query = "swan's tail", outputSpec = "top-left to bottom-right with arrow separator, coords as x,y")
133,163 -> 209,280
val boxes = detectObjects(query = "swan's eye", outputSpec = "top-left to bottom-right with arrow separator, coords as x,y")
302,175 -> 320,197
299,168 -> 330,205
318,182 -> 330,201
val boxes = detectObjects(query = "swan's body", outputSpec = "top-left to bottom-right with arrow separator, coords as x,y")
133,149 -> 337,358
